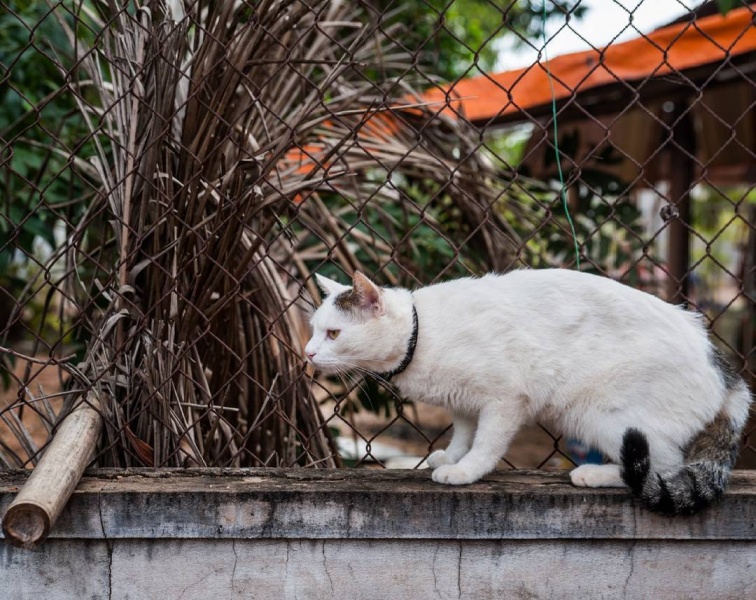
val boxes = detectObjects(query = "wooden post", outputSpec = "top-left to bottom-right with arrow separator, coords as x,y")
666,103 -> 696,305
2,392 -> 102,548
745,203 -> 756,390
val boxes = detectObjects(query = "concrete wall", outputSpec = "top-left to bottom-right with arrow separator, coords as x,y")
1,468 -> 755,599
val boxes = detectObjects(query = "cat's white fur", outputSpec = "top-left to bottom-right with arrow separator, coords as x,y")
306,269 -> 751,490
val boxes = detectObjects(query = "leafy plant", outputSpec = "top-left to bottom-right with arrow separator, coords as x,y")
0,1 -> 100,348
716,0 -> 743,14
373,0 -> 587,81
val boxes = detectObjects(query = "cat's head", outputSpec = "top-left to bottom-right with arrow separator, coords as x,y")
305,272 -> 410,375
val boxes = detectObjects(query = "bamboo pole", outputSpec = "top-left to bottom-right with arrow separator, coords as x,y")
2,392 -> 102,548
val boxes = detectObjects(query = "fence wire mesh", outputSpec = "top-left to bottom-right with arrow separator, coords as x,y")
1,0 -> 754,470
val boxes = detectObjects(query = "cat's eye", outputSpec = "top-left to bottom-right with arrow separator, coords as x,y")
327,329 -> 340,340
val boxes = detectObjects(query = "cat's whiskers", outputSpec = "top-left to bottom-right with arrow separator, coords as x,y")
345,362 -> 393,386
333,361 -> 370,392
338,367 -> 360,391
348,370 -> 377,409
341,367 -> 375,412
339,361 -> 405,407
335,355 -> 397,365
329,366 -> 375,414
332,369 -> 353,396
328,359 -> 394,412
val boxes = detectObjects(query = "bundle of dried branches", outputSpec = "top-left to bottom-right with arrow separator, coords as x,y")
2,0 -> 524,468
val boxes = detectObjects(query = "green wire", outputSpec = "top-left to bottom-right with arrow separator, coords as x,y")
542,1 -> 581,269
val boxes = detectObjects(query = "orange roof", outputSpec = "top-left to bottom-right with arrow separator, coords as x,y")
423,5 -> 756,124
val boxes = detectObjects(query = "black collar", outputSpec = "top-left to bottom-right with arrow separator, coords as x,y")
375,305 -> 419,382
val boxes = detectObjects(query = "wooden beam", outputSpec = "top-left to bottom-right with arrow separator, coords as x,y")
1,393 -> 102,548
666,104 -> 696,305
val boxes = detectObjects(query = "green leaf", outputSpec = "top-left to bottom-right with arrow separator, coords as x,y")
716,0 -> 741,14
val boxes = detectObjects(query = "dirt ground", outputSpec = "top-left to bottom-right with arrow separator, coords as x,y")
0,355 -> 65,467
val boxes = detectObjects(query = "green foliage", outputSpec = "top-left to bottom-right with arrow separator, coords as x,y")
0,1 -> 98,335
691,186 -> 752,293
716,0 -> 742,14
376,0 -> 586,80
517,127 -> 645,274
482,124 -> 532,168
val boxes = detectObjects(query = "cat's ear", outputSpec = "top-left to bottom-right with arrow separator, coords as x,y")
315,274 -> 349,297
352,271 -> 384,316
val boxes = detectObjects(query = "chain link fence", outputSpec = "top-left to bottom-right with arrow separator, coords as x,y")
1,0 -> 754,471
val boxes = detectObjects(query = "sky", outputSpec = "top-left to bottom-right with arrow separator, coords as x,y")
495,0 -> 699,71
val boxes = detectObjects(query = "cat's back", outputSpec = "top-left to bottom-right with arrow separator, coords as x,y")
476,268 -> 655,303
401,269 -> 722,423
413,268 -> 702,335
415,268 -> 651,306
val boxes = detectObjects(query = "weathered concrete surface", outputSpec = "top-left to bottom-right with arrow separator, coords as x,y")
1,538 -> 754,600
1,469 -> 755,599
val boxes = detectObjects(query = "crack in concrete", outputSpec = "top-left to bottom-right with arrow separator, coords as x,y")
285,540 -> 293,599
625,549 -> 635,594
622,537 -> 638,599
322,541 -> 334,595
97,490 -> 113,600
431,544 -> 440,599
628,504 -> 641,597
231,538 -> 239,594
177,570 -> 217,600
457,541 -> 463,600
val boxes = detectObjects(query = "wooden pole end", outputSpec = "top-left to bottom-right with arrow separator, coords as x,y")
2,502 -> 51,549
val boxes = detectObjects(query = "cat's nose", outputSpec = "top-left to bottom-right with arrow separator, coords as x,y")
306,351 -> 316,361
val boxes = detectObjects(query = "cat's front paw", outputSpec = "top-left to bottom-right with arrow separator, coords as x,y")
427,450 -> 453,469
431,464 -> 479,485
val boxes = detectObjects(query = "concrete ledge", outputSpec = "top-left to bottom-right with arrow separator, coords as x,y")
1,468 -> 755,540
2,469 -> 755,600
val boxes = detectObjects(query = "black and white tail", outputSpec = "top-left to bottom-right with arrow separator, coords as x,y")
620,421 -> 738,515
621,349 -> 751,515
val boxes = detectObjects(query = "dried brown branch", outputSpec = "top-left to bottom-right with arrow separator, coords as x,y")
2,0 -> 523,469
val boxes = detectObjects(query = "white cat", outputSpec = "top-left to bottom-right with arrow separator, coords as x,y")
306,269 -> 752,514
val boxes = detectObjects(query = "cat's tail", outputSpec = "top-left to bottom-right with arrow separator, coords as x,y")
620,386 -> 750,515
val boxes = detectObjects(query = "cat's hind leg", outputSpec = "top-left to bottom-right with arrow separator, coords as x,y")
570,463 -> 625,488
427,413 -> 476,468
